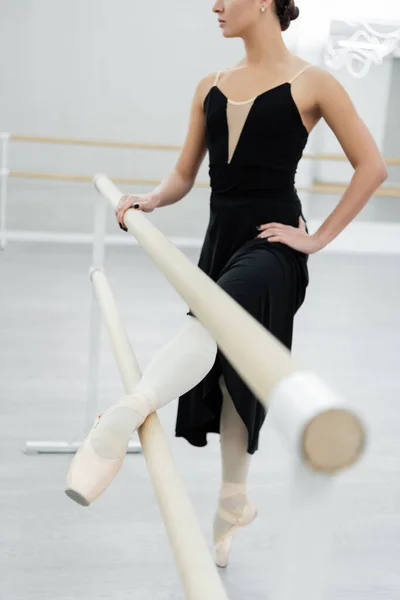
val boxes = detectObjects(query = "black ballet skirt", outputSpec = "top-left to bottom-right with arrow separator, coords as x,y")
175,75 -> 310,454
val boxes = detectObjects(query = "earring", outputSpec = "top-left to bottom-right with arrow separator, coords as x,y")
260,6 -> 266,12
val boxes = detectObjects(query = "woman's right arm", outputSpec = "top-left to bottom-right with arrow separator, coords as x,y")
154,73 -> 213,206
116,73 -> 215,229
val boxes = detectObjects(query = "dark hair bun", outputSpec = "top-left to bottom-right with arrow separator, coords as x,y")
275,0 -> 300,31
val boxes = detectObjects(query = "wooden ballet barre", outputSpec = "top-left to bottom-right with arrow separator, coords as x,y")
310,181 -> 400,198
7,134 -> 400,165
10,134 -> 181,152
8,170 -> 200,187
8,170 -> 400,197
94,173 -> 367,475
89,267 -> 228,600
305,153 -> 400,166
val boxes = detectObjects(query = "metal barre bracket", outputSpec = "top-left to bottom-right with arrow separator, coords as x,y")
23,439 -> 142,455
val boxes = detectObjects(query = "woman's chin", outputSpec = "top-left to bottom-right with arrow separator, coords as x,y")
221,27 -> 239,39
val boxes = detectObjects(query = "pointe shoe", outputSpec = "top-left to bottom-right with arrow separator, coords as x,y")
65,393 -> 152,506
214,499 -> 258,568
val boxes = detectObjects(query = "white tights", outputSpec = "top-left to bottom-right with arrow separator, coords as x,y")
214,374 -> 251,542
91,316 -> 251,540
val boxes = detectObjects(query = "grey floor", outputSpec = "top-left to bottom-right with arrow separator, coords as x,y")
1,243 -> 399,600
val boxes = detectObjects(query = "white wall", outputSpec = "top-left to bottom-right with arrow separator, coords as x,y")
0,0 -> 399,241
329,0 -> 400,22
384,58 -> 400,184
0,0 -> 230,239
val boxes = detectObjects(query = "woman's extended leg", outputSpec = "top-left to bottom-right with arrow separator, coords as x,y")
213,374 -> 257,567
66,315 -> 217,504
92,315 -> 218,459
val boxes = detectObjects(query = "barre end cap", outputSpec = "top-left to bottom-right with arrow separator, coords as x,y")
302,407 -> 366,474
268,369 -> 367,474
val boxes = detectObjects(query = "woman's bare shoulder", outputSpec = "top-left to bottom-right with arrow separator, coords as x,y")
199,70 -> 220,87
297,63 -> 330,83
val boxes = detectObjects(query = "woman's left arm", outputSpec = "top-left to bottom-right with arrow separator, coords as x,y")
257,69 -> 388,253
310,69 -> 388,250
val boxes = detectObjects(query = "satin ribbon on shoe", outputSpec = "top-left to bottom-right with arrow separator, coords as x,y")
214,498 -> 258,568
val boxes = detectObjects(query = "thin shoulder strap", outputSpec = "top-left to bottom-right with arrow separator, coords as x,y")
288,64 -> 313,84
213,70 -> 221,86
